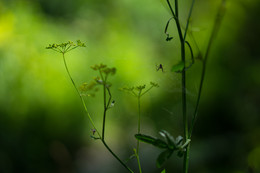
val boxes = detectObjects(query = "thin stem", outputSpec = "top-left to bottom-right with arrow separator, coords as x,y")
140,86 -> 153,97
62,53 -> 101,137
62,54 -> 133,172
167,0 -> 189,172
62,53 -> 80,96
184,0 -> 195,40
166,0 -> 176,18
175,0 -> 179,17
102,140 -> 134,173
137,96 -> 141,153
102,82 -> 107,140
134,148 -> 142,173
106,88 -> 112,109
189,0 -> 226,138
136,95 -> 143,173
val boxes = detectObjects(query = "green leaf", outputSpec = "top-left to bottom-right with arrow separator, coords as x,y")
175,136 -> 183,147
171,61 -> 184,72
135,134 -> 168,149
159,130 -> 176,149
156,150 -> 173,168
161,169 -> 166,173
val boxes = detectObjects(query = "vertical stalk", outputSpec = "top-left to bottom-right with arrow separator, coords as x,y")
102,84 -> 107,140
136,95 -> 143,173
170,0 -> 189,172
137,96 -> 141,153
189,0 -> 226,138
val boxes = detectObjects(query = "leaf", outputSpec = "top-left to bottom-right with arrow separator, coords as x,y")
171,61 -> 184,72
161,169 -> 166,173
175,136 -> 183,147
156,150 -> 173,168
159,130 -> 176,149
135,134 -> 168,149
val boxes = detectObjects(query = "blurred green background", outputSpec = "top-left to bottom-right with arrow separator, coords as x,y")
0,0 -> 260,172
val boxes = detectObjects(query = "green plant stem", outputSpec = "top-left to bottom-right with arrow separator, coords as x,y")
62,53 -> 101,138
140,86 -> 153,97
184,0 -> 195,41
134,148 -> 142,173
189,0 -> 226,138
136,93 -> 143,173
175,7 -> 189,173
166,0 -> 189,172
62,53 -> 81,97
102,140 -> 134,173
166,0 -> 175,17
106,88 -> 112,108
102,83 -> 107,140
137,96 -> 141,154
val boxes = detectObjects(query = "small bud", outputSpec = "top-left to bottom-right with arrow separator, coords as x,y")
110,100 -> 115,108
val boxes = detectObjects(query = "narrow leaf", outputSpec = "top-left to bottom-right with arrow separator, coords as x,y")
135,134 -> 168,149
175,136 -> 183,147
171,61 -> 184,72
159,130 -> 175,149
135,134 -> 156,144
156,150 -> 173,168
161,169 -> 166,173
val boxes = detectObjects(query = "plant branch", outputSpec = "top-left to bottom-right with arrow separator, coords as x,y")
140,86 -> 153,97
166,0 -> 176,18
189,0 -> 226,138
60,51 -> 132,173
106,87 -> 112,109
62,53 -> 101,138
102,140 -> 134,173
166,0 -> 189,172
102,82 -> 107,140
184,0 -> 195,40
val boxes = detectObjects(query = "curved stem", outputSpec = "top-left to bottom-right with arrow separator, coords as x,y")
62,53 -> 101,137
189,0 -> 226,138
62,54 -> 133,172
62,53 -> 81,97
102,140 -> 134,173
184,0 -> 195,40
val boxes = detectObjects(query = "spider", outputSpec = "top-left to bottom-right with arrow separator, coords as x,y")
156,64 -> 164,72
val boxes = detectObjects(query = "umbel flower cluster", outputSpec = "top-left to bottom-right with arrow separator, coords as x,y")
46,40 -> 86,54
